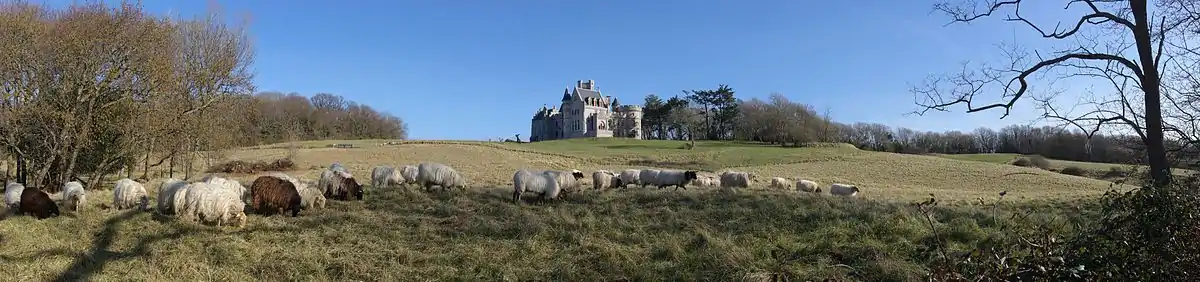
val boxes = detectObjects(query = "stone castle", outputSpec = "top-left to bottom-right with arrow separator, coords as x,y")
530,80 -> 643,142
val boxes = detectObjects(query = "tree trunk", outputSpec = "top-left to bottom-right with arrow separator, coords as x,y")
16,155 -> 25,184
1131,0 -> 1173,187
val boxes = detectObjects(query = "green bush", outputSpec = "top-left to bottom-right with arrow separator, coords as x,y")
1060,166 -> 1087,176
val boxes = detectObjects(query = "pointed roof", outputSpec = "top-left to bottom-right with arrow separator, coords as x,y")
561,88 -> 571,101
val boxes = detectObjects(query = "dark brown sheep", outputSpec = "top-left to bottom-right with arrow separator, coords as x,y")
19,187 -> 59,219
321,170 -> 364,201
250,176 -> 302,217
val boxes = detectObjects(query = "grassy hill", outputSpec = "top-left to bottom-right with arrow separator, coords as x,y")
0,138 -> 1130,280
935,152 -> 1195,182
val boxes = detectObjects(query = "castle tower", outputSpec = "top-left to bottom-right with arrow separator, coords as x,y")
614,104 -> 644,139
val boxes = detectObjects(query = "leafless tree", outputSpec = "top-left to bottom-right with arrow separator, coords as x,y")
912,0 -> 1200,187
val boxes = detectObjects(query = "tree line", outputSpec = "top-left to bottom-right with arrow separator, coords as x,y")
0,2 -> 405,190
633,85 -> 1197,169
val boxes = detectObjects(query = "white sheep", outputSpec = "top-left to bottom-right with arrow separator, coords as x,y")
769,177 -> 790,189
653,170 -> 699,190
112,178 -> 150,211
796,179 -> 821,193
638,169 -> 661,188
330,162 -> 348,174
719,171 -> 753,192
416,162 -> 468,191
61,181 -> 87,212
183,182 -> 247,227
690,177 -> 712,187
592,170 -> 622,190
371,165 -> 405,188
830,183 -> 860,197
200,175 -> 248,203
157,178 -> 189,215
399,165 -> 419,186
5,182 -> 24,210
511,169 -> 563,204
617,169 -> 641,188
268,172 -> 325,210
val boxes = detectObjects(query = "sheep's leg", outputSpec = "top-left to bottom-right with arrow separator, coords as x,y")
512,190 -> 521,204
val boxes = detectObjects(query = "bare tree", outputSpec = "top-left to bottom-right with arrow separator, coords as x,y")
912,0 -> 1200,187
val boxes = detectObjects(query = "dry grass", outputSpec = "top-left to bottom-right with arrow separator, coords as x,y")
0,138 -> 1128,280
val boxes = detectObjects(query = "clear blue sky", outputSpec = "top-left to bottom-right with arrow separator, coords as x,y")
48,0 -> 1095,140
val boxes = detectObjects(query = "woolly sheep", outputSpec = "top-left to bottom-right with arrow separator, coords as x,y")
183,182 -> 248,227
653,170 -> 699,190
249,175 -> 302,217
319,169 -> 364,201
617,169 -> 641,188
511,169 -> 563,204
157,178 -> 190,215
592,170 -> 623,190
399,165 -> 419,186
416,162 -> 468,192
330,162 -> 348,174
297,181 -> 326,210
719,171 -> 753,192
796,179 -> 821,193
61,181 -> 87,212
768,177 -> 790,189
5,182 -> 24,210
200,175 -> 249,203
19,187 -> 59,219
638,169 -> 661,188
829,183 -> 860,197
371,165 -> 405,188
690,177 -> 712,187
112,178 -> 150,211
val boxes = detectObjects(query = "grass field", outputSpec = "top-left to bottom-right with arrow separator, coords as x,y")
0,138 -> 1133,280
934,153 -> 1195,182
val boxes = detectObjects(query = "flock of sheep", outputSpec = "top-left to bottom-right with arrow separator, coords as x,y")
1,160 -> 863,225
508,168 -> 862,203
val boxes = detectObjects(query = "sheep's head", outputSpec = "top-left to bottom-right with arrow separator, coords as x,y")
851,186 -> 861,193
613,178 -> 624,188
570,170 -> 585,180
815,187 -> 823,193
138,196 -> 150,212
344,178 -> 364,200
683,171 -> 699,181
230,211 -> 247,228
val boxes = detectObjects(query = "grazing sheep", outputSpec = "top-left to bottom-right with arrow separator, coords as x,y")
319,169 -> 364,201
297,181 -> 327,210
60,181 -> 87,212
249,175 -> 302,217
112,178 -> 150,211
769,177 -> 790,189
371,165 -> 404,188
511,169 -> 563,204
830,183 -> 860,197
690,177 -> 712,187
638,169 -> 661,188
617,169 -> 641,188
796,179 -> 821,193
5,182 -> 24,210
200,175 -> 248,203
399,165 -> 419,186
654,170 -> 699,190
592,170 -> 623,190
330,162 -> 348,174
415,162 -> 468,192
157,178 -> 190,215
720,171 -> 753,192
183,182 -> 248,227
19,187 -> 59,219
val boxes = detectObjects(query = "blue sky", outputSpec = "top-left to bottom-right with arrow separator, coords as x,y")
45,0 -> 1100,140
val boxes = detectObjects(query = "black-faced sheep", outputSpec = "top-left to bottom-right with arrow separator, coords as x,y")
830,183 -> 860,197
320,169 -> 364,201
415,162 -> 468,192
61,181 -> 87,212
653,170 -> 699,190
249,175 -> 302,217
112,178 -> 150,211
19,187 -> 59,219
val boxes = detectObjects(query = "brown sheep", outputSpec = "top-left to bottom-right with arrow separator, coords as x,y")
250,176 -> 302,217
320,170 -> 364,201
19,187 -> 59,219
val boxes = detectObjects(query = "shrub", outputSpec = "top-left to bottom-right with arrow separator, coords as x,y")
1010,155 -> 1052,169
1102,167 -> 1130,178
1059,166 -> 1087,177
206,158 -> 296,174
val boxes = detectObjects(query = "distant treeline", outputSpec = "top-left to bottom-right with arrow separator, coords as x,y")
230,92 -> 408,146
632,87 -> 1198,169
